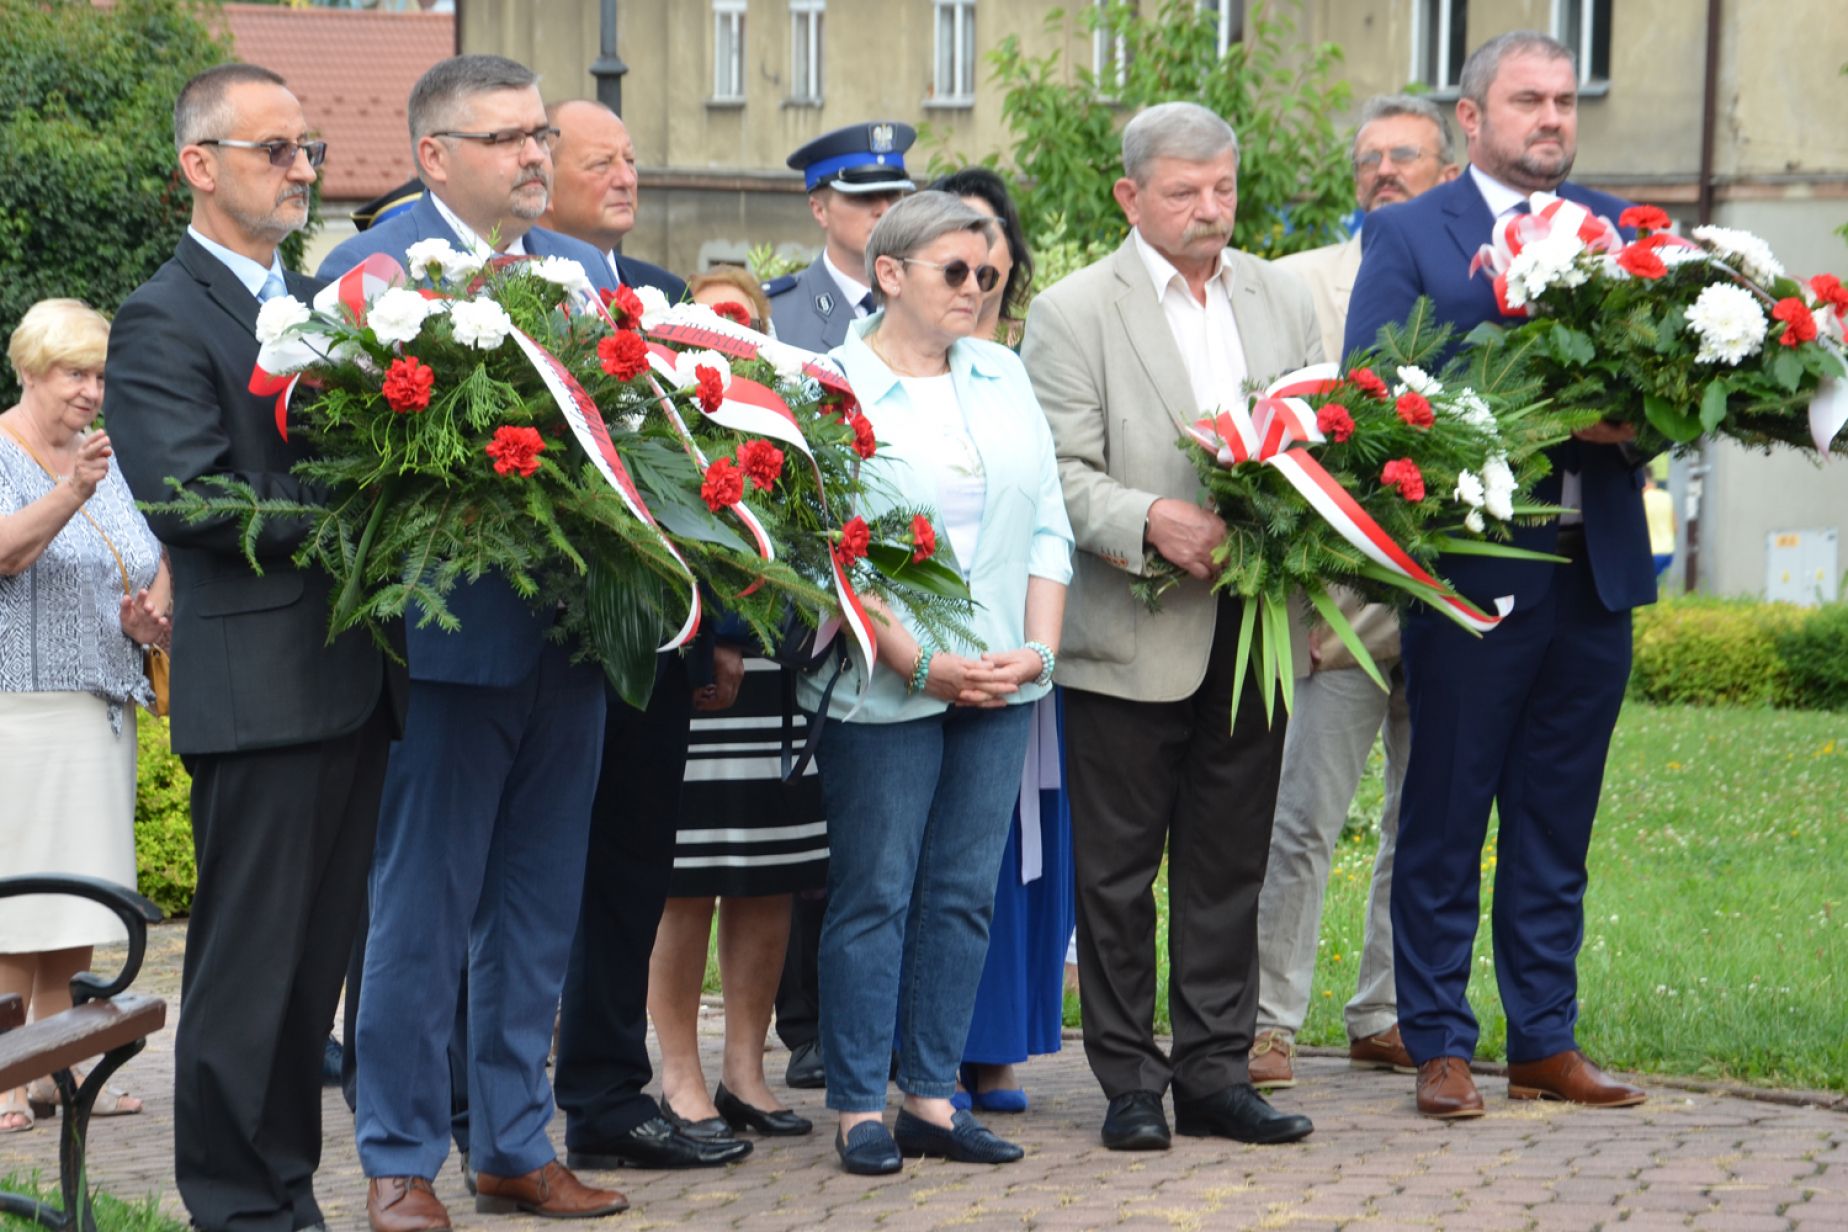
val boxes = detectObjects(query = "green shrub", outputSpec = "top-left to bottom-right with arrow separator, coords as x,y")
1775,601 -> 1848,710
1630,596 -> 1808,708
134,715 -> 195,917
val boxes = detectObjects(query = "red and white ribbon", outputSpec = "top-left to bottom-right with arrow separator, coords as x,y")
1469,193 -> 1623,318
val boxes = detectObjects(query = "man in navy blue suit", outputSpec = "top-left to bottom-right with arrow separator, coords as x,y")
1344,31 -> 1653,1121
317,56 -> 628,1229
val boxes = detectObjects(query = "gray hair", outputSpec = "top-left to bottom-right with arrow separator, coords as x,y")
1352,93 -> 1456,167
408,54 -> 539,144
1121,102 -> 1239,184
174,63 -> 288,153
1458,31 -> 1575,106
864,191 -> 996,306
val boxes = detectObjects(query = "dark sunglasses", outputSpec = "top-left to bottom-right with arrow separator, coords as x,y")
902,257 -> 1000,293
198,138 -> 327,168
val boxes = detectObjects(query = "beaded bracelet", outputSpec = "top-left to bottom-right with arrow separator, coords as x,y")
1025,640 -> 1056,687
907,641 -> 935,695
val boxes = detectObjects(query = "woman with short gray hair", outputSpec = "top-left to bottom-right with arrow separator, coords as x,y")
813,190 -> 1073,1174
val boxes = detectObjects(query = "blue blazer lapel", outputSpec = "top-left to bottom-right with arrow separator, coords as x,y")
1441,177 -> 1496,266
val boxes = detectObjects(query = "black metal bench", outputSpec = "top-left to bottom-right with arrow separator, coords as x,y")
0,875 -> 166,1232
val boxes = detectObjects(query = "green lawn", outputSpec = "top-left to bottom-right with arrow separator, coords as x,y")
0,1172 -> 182,1232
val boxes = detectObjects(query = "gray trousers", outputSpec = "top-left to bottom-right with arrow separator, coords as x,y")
1255,663 -> 1409,1041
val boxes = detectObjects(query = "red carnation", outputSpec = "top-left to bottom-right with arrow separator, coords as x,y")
693,364 -> 726,414
737,438 -> 785,491
1616,236 -> 1669,280
1809,273 -> 1848,313
382,355 -> 434,414
1347,367 -> 1389,400
826,391 -> 860,421
709,300 -> 752,326
1772,297 -> 1818,348
1619,205 -> 1672,233
700,456 -> 744,511
600,284 -> 645,329
597,329 -> 650,381
909,514 -> 937,563
1395,391 -> 1435,430
486,425 -> 546,478
848,412 -> 877,459
833,516 -> 871,568
1316,403 -> 1356,443
1380,458 -> 1425,503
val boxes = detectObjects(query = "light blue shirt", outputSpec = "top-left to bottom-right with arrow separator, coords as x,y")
803,315 -> 1074,724
186,227 -> 287,298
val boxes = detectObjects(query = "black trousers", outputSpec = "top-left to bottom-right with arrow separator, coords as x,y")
1064,599 -> 1288,1103
773,893 -> 824,1051
174,701 -> 393,1232
554,655 -> 693,1147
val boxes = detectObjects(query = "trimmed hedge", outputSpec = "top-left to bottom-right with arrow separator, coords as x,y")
134,715 -> 195,917
1630,595 -> 1848,710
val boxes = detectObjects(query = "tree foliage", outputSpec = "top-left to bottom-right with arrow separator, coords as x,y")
953,0 -> 1353,265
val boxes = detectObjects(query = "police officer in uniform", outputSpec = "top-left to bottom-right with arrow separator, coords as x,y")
765,121 -> 916,353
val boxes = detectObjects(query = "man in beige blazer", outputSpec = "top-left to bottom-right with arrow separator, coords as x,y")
1252,94 -> 1460,1092
1021,102 -> 1320,1151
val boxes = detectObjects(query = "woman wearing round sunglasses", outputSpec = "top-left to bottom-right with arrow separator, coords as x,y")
812,191 -> 1072,1175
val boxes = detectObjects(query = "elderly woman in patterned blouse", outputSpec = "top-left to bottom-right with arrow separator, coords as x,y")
0,299 -> 171,1132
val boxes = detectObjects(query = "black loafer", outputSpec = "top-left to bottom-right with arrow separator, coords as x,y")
835,1121 -> 902,1175
714,1083 -> 813,1136
784,1039 -> 826,1090
891,1109 -> 1024,1164
660,1094 -> 736,1141
565,1115 -> 753,1169
1101,1090 -> 1172,1151
1174,1083 -> 1313,1144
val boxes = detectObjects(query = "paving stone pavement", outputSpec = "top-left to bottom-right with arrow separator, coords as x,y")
2,923 -> 1844,1231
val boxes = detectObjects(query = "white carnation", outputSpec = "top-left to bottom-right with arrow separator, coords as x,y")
449,297 -> 515,350
759,339 -> 810,382
1464,509 -> 1487,534
1501,227 -> 1591,308
1453,469 -> 1486,508
1394,365 -> 1443,398
1691,225 -> 1784,285
531,255 -> 594,296
1481,455 -> 1516,521
1447,388 -> 1495,431
675,348 -> 732,390
635,285 -> 673,327
1685,282 -> 1768,365
254,295 -> 312,345
366,287 -> 436,347
403,239 -> 486,286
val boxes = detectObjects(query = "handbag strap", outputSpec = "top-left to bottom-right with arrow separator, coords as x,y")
0,423 -> 131,596
779,638 -> 849,783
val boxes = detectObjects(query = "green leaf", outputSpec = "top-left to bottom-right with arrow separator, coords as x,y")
864,543 -> 975,600
1256,593 -> 1278,728
1643,393 -> 1704,443
1304,584 -> 1387,693
1264,590 -> 1295,717
1431,535 -> 1571,564
1229,596 -> 1258,731
1700,380 -> 1729,434
649,496 -> 752,553
1550,323 -> 1597,366
586,552 -> 662,711
1771,346 -> 1805,392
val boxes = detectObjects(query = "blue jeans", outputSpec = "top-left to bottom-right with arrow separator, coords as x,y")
815,703 -> 1034,1112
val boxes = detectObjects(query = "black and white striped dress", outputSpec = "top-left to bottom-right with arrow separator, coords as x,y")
668,658 -> 828,898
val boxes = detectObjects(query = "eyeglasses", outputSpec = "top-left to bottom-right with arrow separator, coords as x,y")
432,126 -> 561,152
198,138 -> 327,168
1354,146 -> 1429,171
901,258 -> 1000,293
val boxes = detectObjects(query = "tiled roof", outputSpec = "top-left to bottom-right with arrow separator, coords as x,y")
223,4 -> 453,201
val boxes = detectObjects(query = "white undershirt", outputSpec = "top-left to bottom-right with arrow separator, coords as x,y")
898,373 -> 985,573
1133,228 -> 1249,416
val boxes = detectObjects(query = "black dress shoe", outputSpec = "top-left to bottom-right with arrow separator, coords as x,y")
564,1115 -> 753,1170
1174,1083 -> 1313,1144
1101,1090 -> 1171,1151
660,1094 -> 736,1141
892,1109 -> 1023,1164
835,1121 -> 902,1175
784,1039 -> 825,1090
714,1084 -> 813,1136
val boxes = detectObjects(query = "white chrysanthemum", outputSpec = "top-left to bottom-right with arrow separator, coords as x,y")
531,255 -> 594,296
1501,226 -> 1592,307
1453,469 -> 1486,509
1685,282 -> 1768,365
404,239 -> 465,280
366,287 -> 436,347
1447,388 -> 1495,431
635,285 -> 673,327
1692,225 -> 1784,285
675,348 -> 732,390
1482,455 -> 1516,521
449,297 -> 515,350
759,339 -> 810,383
1394,365 -> 1443,398
1464,509 -> 1487,534
255,295 -> 312,345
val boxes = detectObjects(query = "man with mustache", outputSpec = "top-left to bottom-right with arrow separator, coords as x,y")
1248,94 -> 1459,1093
1021,101 -> 1320,1152
317,55 -> 629,1229
1344,31 -> 1652,1120
103,63 -> 408,1232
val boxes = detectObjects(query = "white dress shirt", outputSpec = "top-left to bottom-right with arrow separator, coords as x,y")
430,192 -> 528,258
1132,228 -> 1249,415
823,250 -> 875,317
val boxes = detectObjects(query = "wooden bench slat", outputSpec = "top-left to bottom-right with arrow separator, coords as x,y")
0,995 -> 167,1092
0,993 -> 22,1033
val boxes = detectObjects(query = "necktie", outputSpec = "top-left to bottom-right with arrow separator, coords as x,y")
258,271 -> 288,303
857,292 -> 875,316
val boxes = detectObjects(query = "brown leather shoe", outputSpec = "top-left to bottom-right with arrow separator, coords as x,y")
1415,1057 -> 1485,1119
1507,1050 -> 1646,1107
474,1159 -> 629,1218
1349,1023 -> 1416,1074
367,1177 -> 451,1232
1248,1029 -> 1296,1090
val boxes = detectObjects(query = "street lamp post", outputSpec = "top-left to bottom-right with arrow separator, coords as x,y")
590,0 -> 627,114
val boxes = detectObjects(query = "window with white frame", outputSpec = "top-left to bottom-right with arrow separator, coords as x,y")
1092,0 -> 1130,91
713,0 -> 746,102
1552,0 -> 1611,86
932,0 -> 976,105
789,0 -> 824,102
1413,0 -> 1468,92
1198,0 -> 1242,57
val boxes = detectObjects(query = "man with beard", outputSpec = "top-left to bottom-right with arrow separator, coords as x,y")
318,55 -> 629,1228
104,62 -> 407,1232
1249,93 -> 1459,1092
1344,31 -> 1652,1120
